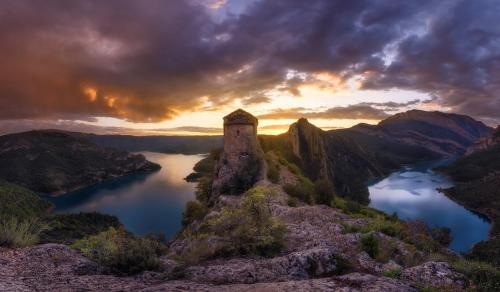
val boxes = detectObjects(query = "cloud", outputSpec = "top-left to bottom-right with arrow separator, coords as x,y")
258,105 -> 389,120
149,126 -> 222,134
0,0 -> 499,124
241,95 -> 272,105
359,99 -> 422,110
0,119 -> 223,136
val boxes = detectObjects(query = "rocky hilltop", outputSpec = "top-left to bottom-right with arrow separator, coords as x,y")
0,130 -> 160,195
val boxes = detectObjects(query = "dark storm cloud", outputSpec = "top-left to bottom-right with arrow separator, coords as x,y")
258,105 -> 389,120
0,0 -> 499,124
359,99 -> 422,110
361,0 -> 500,121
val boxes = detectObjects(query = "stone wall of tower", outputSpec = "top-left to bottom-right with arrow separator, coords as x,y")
211,118 -> 264,199
223,123 -> 258,163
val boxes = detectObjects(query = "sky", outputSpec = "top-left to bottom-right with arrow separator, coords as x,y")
0,0 -> 499,136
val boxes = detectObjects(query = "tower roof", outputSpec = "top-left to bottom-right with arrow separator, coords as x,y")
223,109 -> 258,126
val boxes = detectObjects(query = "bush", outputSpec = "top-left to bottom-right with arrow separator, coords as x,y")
452,259 -> 500,291
383,268 -> 402,279
40,212 -> 121,244
195,176 -> 213,204
267,163 -> 280,184
287,197 -> 298,207
361,233 -> 379,258
207,187 -> 287,256
430,227 -> 452,247
469,237 -> 500,267
314,179 -> 335,205
183,187 -> 287,263
283,176 -> 315,204
0,180 -> 53,221
0,217 -> 49,247
72,227 -> 165,276
182,201 -> 208,227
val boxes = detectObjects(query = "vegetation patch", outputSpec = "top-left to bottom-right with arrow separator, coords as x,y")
179,186 -> 287,264
452,259 -> 500,291
383,268 -> 402,279
41,212 -> 121,244
283,176 -> 315,204
360,233 -> 379,258
182,201 -> 208,227
0,179 -> 53,221
72,227 -> 165,276
0,217 -> 49,248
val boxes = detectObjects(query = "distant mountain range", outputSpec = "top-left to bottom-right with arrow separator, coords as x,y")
0,110 -> 493,199
71,133 -> 222,154
0,130 -> 160,195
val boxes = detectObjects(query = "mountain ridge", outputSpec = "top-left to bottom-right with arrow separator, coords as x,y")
0,130 -> 160,195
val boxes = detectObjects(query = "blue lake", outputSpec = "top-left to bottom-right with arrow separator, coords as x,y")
49,152 -> 203,238
49,153 -> 491,252
368,160 -> 491,253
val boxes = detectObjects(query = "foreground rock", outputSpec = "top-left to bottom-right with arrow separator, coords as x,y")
1,244 -> 422,291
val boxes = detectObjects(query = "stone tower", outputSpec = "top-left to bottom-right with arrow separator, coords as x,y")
211,109 -> 264,198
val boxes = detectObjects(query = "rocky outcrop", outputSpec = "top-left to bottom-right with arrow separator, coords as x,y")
0,243 -> 427,292
185,247 -> 338,284
402,261 -> 466,290
288,118 -> 331,181
0,130 -> 160,195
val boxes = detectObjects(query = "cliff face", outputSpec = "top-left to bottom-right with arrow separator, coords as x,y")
284,119 -> 383,203
0,130 -> 160,195
466,126 -> 500,155
288,118 -> 330,181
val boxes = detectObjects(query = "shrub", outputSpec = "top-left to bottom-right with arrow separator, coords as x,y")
195,176 -> 213,204
0,217 -> 49,248
287,197 -> 298,207
314,179 -> 335,205
401,221 -> 440,253
361,233 -> 379,258
183,187 -> 287,263
430,227 -> 452,247
346,200 -> 362,214
267,163 -> 280,184
283,176 -> 315,204
452,259 -> 500,291
182,201 -> 208,227
0,179 -> 53,221
40,212 -> 121,244
72,227 -> 164,276
469,237 -> 500,267
383,268 -> 402,279
207,186 -> 287,256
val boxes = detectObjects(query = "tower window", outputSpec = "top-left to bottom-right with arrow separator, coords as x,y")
236,129 -> 240,136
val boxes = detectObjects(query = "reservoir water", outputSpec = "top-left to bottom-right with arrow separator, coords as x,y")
50,153 -> 491,252
368,159 -> 491,253
49,152 -> 203,238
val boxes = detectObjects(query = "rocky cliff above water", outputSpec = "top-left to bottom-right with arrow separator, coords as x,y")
261,110 -> 493,204
0,130 -> 160,195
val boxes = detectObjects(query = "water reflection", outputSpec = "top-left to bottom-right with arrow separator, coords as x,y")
368,160 -> 491,253
49,152 -> 204,238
